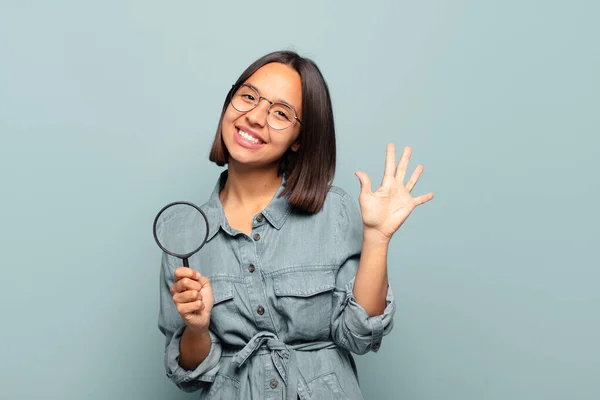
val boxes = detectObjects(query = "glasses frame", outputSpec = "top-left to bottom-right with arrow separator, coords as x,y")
229,84 -> 302,130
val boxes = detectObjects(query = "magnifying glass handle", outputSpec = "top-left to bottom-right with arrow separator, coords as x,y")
183,258 -> 189,268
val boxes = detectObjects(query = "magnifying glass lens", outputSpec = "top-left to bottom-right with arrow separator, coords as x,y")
154,203 -> 209,264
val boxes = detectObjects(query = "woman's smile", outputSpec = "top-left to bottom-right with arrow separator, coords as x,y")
233,125 -> 266,149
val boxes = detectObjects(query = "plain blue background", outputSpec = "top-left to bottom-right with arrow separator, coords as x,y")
1,1 -> 598,399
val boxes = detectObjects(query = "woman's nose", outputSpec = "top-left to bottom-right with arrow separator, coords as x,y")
245,98 -> 271,127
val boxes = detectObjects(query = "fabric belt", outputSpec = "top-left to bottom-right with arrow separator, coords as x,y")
223,331 -> 337,400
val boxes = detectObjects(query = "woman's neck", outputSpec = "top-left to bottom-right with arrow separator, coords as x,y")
219,162 -> 283,212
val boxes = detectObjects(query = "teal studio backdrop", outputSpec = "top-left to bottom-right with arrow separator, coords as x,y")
1,1 -> 598,399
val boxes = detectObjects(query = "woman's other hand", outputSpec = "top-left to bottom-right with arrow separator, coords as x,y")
355,143 -> 434,242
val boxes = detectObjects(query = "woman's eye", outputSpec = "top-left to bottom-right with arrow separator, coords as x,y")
275,110 -> 291,121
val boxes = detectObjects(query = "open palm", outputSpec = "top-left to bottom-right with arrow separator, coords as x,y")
355,144 -> 434,240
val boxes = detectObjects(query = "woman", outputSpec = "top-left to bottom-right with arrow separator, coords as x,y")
158,50 -> 434,399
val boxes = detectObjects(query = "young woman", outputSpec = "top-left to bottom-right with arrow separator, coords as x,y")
158,50 -> 434,399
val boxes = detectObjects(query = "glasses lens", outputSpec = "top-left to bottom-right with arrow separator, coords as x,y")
268,103 -> 295,130
231,85 -> 258,112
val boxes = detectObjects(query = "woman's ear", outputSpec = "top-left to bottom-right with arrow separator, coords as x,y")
291,142 -> 300,152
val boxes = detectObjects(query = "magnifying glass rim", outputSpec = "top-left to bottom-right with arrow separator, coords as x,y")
153,201 -> 210,260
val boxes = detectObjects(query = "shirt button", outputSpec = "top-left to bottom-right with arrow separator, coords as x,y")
253,233 -> 261,241
256,214 -> 264,223
248,264 -> 255,273
257,306 -> 265,315
269,379 -> 278,389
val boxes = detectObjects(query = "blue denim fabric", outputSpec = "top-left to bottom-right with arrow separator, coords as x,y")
158,171 -> 396,399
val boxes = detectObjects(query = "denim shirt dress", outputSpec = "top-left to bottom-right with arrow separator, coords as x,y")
158,171 -> 396,399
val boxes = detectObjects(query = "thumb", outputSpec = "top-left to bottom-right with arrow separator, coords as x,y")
355,171 -> 372,195
198,275 -> 212,295
198,275 -> 214,308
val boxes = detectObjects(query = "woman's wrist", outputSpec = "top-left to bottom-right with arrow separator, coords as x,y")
363,226 -> 391,248
186,325 -> 211,338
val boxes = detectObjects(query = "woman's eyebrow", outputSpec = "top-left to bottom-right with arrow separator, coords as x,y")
243,82 -> 299,112
243,83 -> 260,93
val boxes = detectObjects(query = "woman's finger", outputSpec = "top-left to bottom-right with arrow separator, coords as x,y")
176,300 -> 204,316
395,146 -> 412,183
174,267 -> 200,282
383,143 -> 396,180
355,171 -> 372,196
414,192 -> 435,206
171,277 -> 202,294
173,290 -> 201,304
198,275 -> 212,290
405,164 -> 423,192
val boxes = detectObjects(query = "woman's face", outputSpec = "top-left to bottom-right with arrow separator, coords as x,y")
220,62 -> 303,169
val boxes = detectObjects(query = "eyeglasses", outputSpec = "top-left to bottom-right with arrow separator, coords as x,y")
230,84 -> 302,130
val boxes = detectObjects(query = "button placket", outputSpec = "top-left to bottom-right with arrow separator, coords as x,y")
247,226 -> 271,329
263,355 -> 281,398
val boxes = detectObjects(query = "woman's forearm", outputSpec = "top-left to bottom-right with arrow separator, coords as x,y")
353,228 -> 390,316
178,327 -> 211,370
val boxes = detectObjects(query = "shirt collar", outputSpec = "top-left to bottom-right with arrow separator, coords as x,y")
203,170 -> 292,241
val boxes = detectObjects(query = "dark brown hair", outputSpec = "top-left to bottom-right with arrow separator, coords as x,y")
209,50 -> 336,214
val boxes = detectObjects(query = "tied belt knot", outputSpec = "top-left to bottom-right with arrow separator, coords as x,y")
230,331 -> 336,400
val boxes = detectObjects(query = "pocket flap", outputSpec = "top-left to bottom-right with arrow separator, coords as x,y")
210,278 -> 235,304
274,269 -> 335,297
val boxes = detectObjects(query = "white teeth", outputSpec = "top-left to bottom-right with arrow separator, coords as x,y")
238,130 -> 261,144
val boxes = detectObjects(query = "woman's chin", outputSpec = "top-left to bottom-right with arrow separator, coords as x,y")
227,154 -> 280,172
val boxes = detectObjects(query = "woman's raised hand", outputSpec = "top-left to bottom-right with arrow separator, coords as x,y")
355,144 -> 434,242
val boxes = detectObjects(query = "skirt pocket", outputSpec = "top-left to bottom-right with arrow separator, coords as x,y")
307,372 -> 350,400
205,374 -> 240,400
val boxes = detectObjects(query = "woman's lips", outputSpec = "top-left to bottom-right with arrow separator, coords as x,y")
234,128 -> 265,149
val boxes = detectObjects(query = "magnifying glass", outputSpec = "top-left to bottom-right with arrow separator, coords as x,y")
153,201 -> 210,267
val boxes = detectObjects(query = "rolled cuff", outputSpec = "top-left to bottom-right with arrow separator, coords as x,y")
340,277 -> 395,354
164,327 -> 222,392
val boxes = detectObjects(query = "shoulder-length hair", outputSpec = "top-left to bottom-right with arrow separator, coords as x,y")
209,50 -> 336,214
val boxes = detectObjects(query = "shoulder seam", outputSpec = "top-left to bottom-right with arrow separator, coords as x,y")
328,185 -> 350,199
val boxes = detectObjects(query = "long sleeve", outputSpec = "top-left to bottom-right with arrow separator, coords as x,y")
330,192 -> 396,355
157,252 -> 223,392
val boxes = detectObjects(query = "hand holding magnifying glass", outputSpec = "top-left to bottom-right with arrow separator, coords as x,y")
153,201 -> 214,330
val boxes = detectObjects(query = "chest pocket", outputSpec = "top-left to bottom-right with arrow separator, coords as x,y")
272,268 -> 336,340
